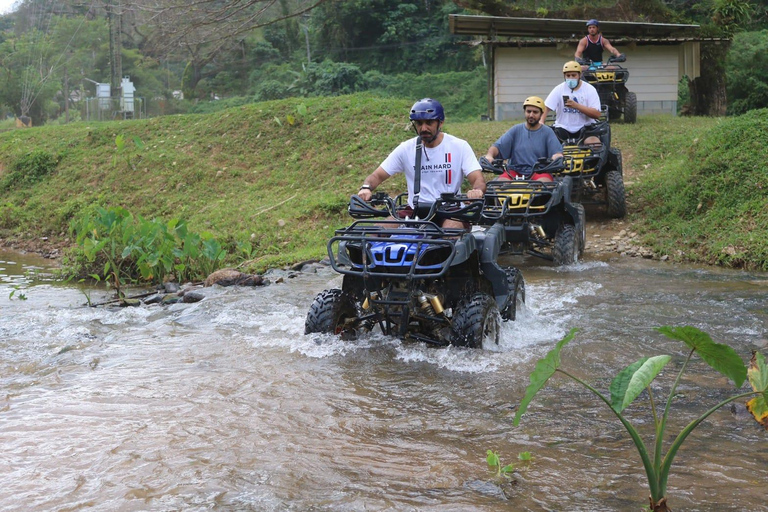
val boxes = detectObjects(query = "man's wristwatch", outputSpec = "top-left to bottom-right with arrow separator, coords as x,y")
359,185 -> 372,191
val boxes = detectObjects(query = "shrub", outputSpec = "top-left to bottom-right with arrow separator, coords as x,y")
1,150 -> 59,190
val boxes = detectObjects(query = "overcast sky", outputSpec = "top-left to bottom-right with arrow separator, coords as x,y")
0,0 -> 17,14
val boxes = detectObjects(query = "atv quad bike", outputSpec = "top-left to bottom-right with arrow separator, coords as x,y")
557,122 -> 627,219
478,157 -> 585,265
578,54 -> 637,123
305,193 -> 525,349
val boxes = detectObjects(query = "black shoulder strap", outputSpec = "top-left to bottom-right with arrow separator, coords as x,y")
413,138 -> 422,211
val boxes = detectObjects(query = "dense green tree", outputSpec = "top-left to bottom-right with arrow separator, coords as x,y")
725,29 -> 768,114
311,0 -> 479,73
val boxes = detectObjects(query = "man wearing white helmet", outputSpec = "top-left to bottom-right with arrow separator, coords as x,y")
575,19 -> 623,64
481,96 -> 562,182
543,61 -> 602,144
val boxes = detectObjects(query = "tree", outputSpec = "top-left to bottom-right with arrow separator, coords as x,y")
135,0 -> 327,97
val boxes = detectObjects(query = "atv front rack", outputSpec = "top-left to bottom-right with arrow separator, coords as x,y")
328,219 -> 467,279
481,180 -> 563,222
561,145 -> 603,179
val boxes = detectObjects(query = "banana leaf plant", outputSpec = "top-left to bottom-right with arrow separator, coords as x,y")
513,326 -> 768,511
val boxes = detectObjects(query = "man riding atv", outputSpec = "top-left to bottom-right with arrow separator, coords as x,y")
543,61 -> 602,146
575,19 -> 624,64
356,98 -> 485,229
481,96 -> 562,183
305,100 -> 524,348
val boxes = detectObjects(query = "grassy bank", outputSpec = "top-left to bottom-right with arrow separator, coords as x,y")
628,111 -> 768,270
0,95 -> 764,272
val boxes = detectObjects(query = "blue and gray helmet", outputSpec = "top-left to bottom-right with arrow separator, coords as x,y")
409,98 -> 445,121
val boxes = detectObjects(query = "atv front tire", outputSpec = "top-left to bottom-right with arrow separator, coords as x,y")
553,224 -> 578,265
305,289 -> 359,336
451,293 -> 501,348
501,268 -> 525,321
605,170 -> 627,218
624,92 -> 637,123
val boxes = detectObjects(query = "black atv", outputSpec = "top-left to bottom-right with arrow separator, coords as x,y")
478,157 -> 585,265
305,193 -> 525,349
557,122 -> 627,219
578,55 -> 637,123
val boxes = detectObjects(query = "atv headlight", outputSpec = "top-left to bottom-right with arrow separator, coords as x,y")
417,246 -> 452,270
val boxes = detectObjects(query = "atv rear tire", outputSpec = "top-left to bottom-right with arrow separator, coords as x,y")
451,293 -> 501,348
624,92 -> 637,123
305,289 -> 359,336
605,170 -> 627,218
501,268 -> 525,321
575,203 -> 586,257
553,224 -> 578,265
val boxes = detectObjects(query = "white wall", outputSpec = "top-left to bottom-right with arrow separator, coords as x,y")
494,44 -> 681,120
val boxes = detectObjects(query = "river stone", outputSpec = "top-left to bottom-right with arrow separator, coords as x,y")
143,293 -> 163,305
182,290 -> 205,303
163,282 -> 181,293
204,268 -> 265,287
119,298 -> 142,307
161,294 -> 182,305
289,259 -> 319,271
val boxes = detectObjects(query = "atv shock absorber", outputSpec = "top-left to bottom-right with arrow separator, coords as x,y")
418,293 -> 445,316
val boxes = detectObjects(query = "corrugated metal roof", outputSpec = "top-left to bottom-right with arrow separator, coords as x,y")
449,14 -> 701,40
459,37 -> 728,47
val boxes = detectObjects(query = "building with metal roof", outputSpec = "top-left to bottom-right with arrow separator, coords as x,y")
449,15 -> 727,120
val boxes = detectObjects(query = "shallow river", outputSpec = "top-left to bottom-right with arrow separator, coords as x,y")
1,248 -> 766,511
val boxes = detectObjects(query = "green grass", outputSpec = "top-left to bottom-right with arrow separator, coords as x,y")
628,111 -> 768,270
0,95 -> 764,272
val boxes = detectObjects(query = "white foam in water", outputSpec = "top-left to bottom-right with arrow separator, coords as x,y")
395,342 -> 501,373
266,277 -> 607,372
543,260 -> 610,273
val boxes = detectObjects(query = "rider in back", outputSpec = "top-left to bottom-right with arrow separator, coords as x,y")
575,19 -> 623,64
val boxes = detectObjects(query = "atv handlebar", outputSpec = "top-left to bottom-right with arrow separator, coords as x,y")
480,155 -> 569,177
479,156 -> 505,175
578,54 -> 626,67
349,192 -> 484,224
348,193 -> 396,218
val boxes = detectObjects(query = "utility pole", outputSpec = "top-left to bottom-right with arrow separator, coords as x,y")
106,0 -> 123,97
64,65 -> 69,123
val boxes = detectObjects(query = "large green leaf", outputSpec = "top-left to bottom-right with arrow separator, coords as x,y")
610,355 -> 671,413
656,326 -> 746,387
746,351 -> 768,429
513,329 -> 578,426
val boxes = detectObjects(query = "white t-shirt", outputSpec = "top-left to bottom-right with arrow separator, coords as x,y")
545,80 -> 601,133
380,133 -> 481,206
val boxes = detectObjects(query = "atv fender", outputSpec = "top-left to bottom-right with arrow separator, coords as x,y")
474,224 -> 510,311
450,234 -> 478,266
608,147 -> 622,173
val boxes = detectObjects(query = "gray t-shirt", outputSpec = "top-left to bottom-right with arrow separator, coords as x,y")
493,123 -> 562,176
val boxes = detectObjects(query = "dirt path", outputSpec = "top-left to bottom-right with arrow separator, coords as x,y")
581,156 -> 659,260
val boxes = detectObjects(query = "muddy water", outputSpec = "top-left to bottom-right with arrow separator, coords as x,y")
1,248 -> 766,511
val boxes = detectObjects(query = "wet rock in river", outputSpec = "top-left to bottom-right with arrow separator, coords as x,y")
204,268 -> 266,287
181,290 -> 205,303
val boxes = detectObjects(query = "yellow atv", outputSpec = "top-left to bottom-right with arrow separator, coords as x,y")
479,157 -> 585,265
579,55 -> 637,123
558,122 -> 626,219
